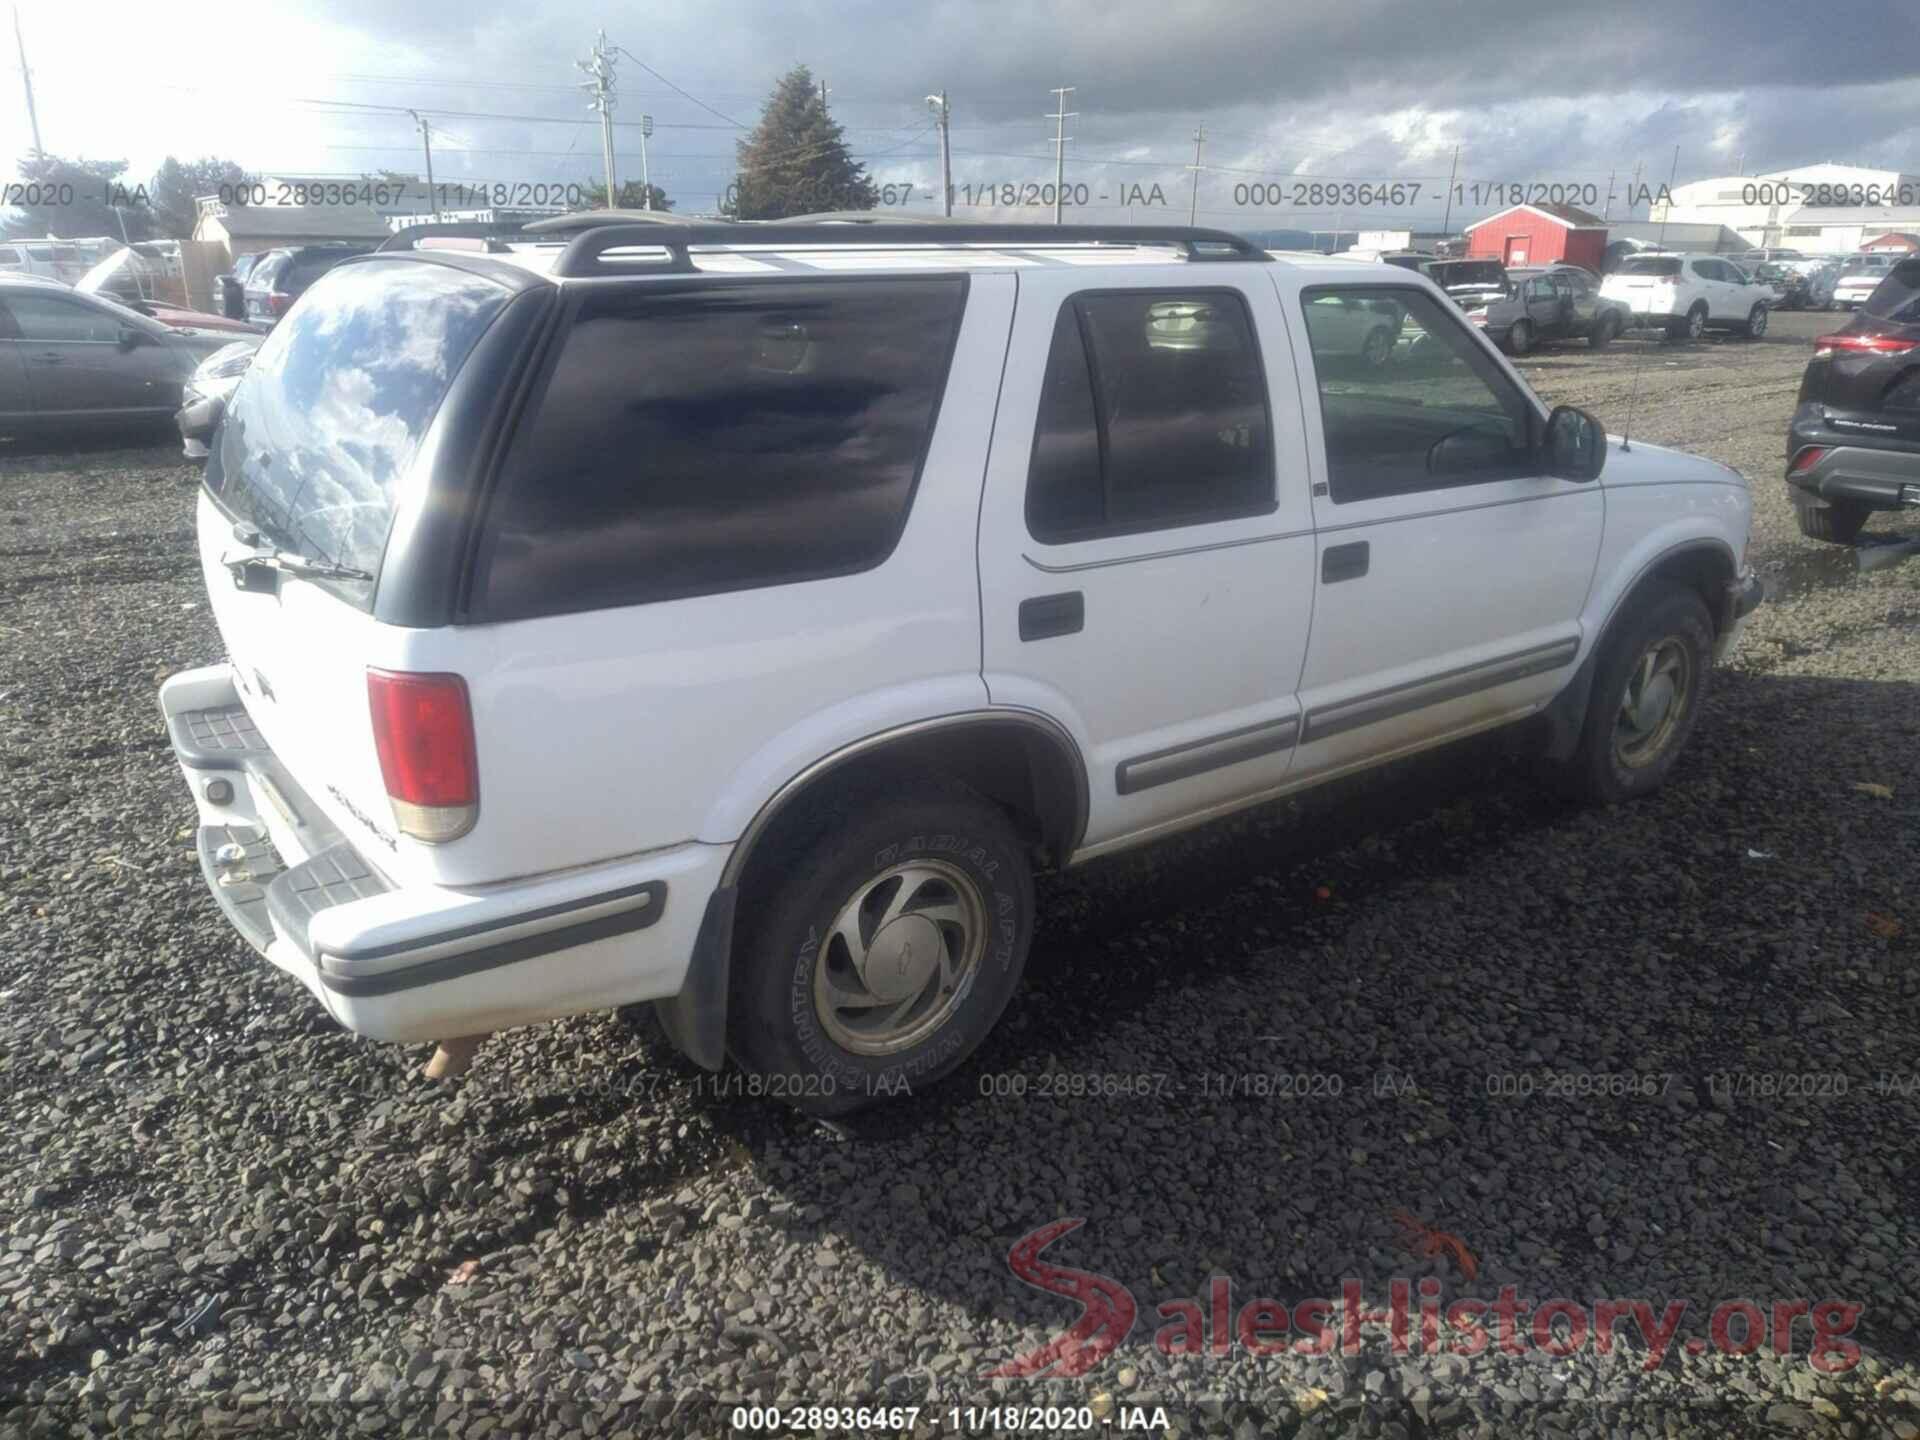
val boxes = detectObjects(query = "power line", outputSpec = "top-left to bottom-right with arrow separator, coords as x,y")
614,47 -> 747,129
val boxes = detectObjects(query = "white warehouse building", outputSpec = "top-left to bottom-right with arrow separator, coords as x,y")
1651,162 -> 1920,254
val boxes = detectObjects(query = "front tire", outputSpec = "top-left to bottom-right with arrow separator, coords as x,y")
1557,582 -> 1714,805
1744,303 -> 1769,338
728,784 -> 1034,1114
1361,325 -> 1395,369
1793,493 -> 1870,544
1588,314 -> 1618,349
1505,320 -> 1533,356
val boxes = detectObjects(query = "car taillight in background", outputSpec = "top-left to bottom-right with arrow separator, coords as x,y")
1812,334 -> 1918,358
267,292 -> 293,317
367,669 -> 479,843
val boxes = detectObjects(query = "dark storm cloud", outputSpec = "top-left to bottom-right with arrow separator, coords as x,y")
319,0 -> 1918,118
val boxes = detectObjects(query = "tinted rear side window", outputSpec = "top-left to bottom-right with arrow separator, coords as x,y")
475,278 -> 965,621
206,259 -> 509,604
1026,290 -> 1273,543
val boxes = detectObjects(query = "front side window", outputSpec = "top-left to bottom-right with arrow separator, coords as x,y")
476,277 -> 965,620
1301,285 -> 1534,505
5,294 -> 122,343
1026,289 -> 1273,542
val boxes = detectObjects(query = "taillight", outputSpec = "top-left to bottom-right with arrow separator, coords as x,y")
267,292 -> 292,316
1813,333 -> 1917,357
366,669 -> 478,843
1790,447 -> 1828,475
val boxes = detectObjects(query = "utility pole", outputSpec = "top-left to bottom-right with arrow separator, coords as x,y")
1048,86 -> 1075,225
819,80 -> 830,114
926,91 -> 952,217
1439,144 -> 1460,236
578,29 -> 619,207
1187,127 -> 1205,226
13,8 -> 41,156
408,110 -> 440,221
1602,169 -> 1616,222
639,113 -> 653,210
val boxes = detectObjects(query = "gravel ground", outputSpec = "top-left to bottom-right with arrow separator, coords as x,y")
2,310 -> 1918,1439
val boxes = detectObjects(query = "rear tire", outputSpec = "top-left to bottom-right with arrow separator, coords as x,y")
1588,315 -> 1617,350
1556,582 -> 1714,805
1505,320 -> 1533,356
727,783 -> 1034,1115
1793,494 -> 1871,545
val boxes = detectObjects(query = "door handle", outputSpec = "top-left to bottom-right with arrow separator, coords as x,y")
1019,591 -> 1084,641
1321,541 -> 1369,583
34,353 -> 64,364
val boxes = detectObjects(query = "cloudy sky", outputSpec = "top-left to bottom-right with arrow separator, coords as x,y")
5,0 -> 1919,232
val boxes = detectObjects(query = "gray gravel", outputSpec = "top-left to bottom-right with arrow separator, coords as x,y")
2,313 -> 1918,1440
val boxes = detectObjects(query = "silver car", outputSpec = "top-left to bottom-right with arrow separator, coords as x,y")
0,275 -> 253,435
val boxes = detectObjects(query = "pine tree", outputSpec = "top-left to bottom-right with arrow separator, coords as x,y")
148,156 -> 251,240
727,65 -> 876,220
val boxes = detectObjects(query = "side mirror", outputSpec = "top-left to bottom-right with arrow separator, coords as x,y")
117,326 -> 148,351
1544,404 -> 1606,482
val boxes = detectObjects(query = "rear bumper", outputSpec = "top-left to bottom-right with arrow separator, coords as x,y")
160,663 -> 727,1042
1786,443 -> 1920,511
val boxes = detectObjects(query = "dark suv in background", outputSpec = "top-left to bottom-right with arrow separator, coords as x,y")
1787,256 -> 1920,543
242,244 -> 377,327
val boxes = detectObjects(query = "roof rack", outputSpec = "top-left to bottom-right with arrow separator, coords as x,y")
378,220 -> 543,253
523,209 -> 734,235
545,221 -> 1270,277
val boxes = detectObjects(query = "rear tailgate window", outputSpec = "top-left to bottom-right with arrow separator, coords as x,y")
205,259 -> 510,607
1617,258 -> 1681,277
1865,261 -> 1920,324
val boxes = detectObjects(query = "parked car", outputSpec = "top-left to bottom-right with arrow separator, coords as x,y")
1299,290 -> 1407,366
1469,267 -> 1631,353
1743,261 -> 1832,312
1746,247 -> 1809,266
1420,258 -> 1509,309
1599,253 -> 1772,341
160,222 -> 1759,1112
0,238 -> 108,284
242,244 -> 377,326
1833,254 -> 1899,310
215,253 -> 264,322
1785,255 -> 1920,543
0,274 -> 261,434
175,342 -> 257,459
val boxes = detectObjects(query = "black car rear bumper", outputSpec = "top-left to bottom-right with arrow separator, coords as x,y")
1786,443 -> 1920,511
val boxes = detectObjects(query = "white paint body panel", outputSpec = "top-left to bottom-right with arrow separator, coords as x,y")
976,264 -> 1317,849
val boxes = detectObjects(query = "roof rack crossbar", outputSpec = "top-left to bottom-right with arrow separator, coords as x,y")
548,222 -> 1269,277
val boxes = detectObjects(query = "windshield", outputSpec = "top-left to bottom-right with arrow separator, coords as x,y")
1843,258 -> 1889,275
204,259 -> 510,602
1619,257 -> 1682,277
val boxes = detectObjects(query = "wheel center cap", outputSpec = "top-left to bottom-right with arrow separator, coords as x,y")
861,914 -> 942,1003
1633,674 -> 1675,732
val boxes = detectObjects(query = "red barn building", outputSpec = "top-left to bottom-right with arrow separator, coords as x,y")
1464,203 -> 1608,271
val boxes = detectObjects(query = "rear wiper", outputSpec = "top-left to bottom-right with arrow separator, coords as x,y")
221,527 -> 371,585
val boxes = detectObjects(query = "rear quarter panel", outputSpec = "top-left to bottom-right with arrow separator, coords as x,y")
421,272 -> 1019,886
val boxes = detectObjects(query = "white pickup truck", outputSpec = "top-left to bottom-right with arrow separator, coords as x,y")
163,219 -> 1760,1112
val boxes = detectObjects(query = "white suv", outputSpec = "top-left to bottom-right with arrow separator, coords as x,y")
1600,252 -> 1774,340
162,220 -> 1761,1112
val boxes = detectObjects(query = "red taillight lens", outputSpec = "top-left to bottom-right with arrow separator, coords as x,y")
1790,447 -> 1828,475
1813,333 -> 1917,357
367,669 -> 478,843
267,292 -> 292,316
